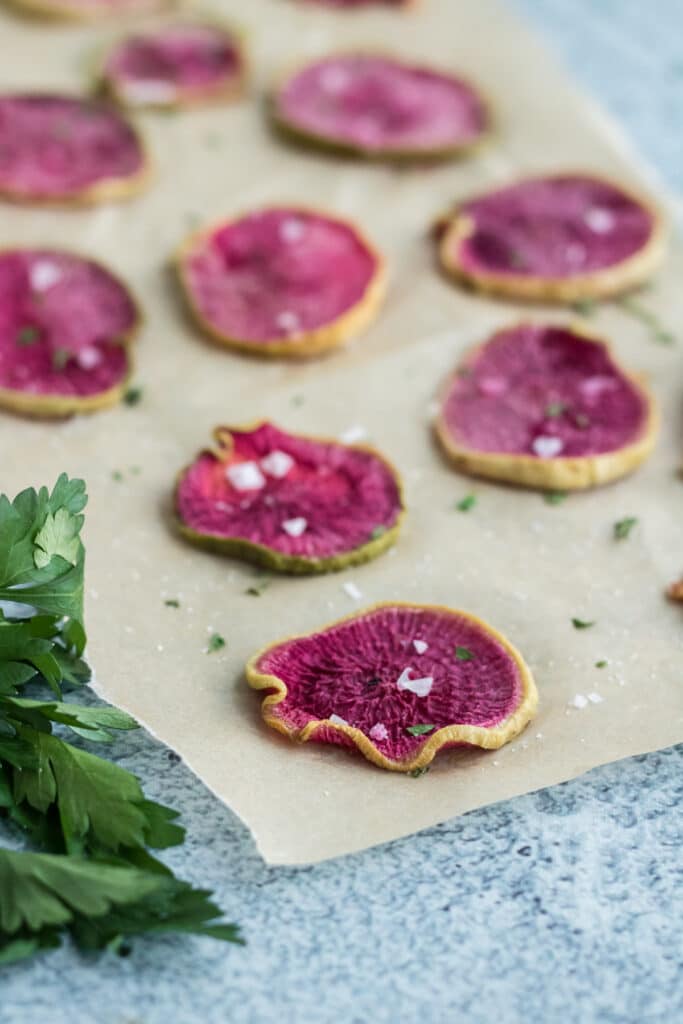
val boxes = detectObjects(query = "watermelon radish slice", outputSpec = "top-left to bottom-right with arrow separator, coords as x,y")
0,249 -> 139,417
175,422 -> 404,574
435,323 -> 658,491
5,0 -> 172,20
0,94 -> 149,205
176,207 -> 385,357
439,173 -> 665,303
102,23 -> 246,110
271,54 -> 489,160
246,602 -> 538,772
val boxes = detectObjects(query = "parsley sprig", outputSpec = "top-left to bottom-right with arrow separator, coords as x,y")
0,475 -> 242,965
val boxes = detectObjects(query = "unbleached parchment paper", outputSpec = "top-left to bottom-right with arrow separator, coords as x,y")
2,0 -> 683,865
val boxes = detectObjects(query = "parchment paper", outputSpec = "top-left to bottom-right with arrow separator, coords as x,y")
2,0 -> 683,865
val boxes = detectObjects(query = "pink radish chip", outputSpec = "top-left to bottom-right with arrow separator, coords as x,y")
177,207 -> 385,356
439,174 -> 665,302
247,602 -> 538,771
175,422 -> 404,573
0,249 -> 139,416
0,94 -> 148,204
102,23 -> 246,109
436,323 -> 658,490
272,54 -> 489,159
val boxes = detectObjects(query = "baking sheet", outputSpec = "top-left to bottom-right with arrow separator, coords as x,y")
2,0 -> 683,865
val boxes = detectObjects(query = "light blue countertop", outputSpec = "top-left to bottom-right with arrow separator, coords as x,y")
3,2 -> 683,1022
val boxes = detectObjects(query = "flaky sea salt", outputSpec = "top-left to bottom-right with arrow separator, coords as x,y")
369,723 -> 388,741
342,581 -> 363,601
569,694 -> 589,709
30,260 -> 61,292
339,425 -> 368,445
276,310 -> 301,334
76,347 -> 102,370
584,207 -> 615,234
282,517 -> 307,537
413,639 -> 428,654
261,449 -> 294,478
279,217 -> 306,243
587,692 -> 604,704
532,435 -> 564,458
329,714 -> 348,726
396,667 -> 433,698
226,461 -> 265,491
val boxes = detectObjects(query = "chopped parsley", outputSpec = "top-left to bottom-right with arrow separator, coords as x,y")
614,516 -> 638,540
164,599 -> 180,608
543,491 -> 568,506
111,470 -> 124,482
456,494 -> 477,513
572,618 -> 595,630
52,348 -> 70,371
370,525 -> 387,540
595,660 -> 608,669
290,394 -> 305,407
572,299 -> 597,317
455,646 -> 474,661
16,325 -> 40,346
123,386 -> 143,406
245,574 -> 271,597
574,412 -> 591,429
409,766 -> 431,778
406,724 -> 435,736
545,401 -> 566,418
207,634 -> 226,654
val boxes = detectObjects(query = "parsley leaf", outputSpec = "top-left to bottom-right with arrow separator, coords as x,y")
123,386 -> 143,407
572,618 -> 595,630
596,660 -> 608,669
207,634 -> 225,654
543,491 -> 568,506
545,401 -> 566,418
455,646 -> 474,661
164,599 -> 180,608
456,494 -> 477,512
614,516 -> 638,540
16,326 -> 40,347
406,724 -> 435,736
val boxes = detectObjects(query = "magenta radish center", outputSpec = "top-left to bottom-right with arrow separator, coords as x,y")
181,209 -> 379,345
257,605 -> 524,763
176,423 -> 402,561
275,55 -> 487,154
104,25 -> 243,105
0,250 -> 136,399
0,95 -> 145,200
447,175 -> 655,278
440,324 -> 649,457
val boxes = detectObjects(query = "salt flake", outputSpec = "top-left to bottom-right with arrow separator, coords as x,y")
282,517 -> 307,538
226,461 -> 265,491
276,310 -> 301,334
584,207 -> 615,234
413,639 -> 428,654
329,714 -> 348,726
587,692 -> 604,704
279,218 -> 306,244
261,449 -> 294,478
76,347 -> 102,371
396,667 -> 434,698
30,261 -> 61,292
532,435 -> 564,458
342,581 -> 363,601
339,425 -> 368,445
369,723 -> 388,741
569,694 -> 588,709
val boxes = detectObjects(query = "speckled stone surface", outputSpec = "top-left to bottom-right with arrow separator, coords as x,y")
3,2 -> 683,1022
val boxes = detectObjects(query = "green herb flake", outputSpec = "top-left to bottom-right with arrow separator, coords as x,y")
545,401 -> 566,418
406,724 -> 436,736
207,634 -> 226,654
572,299 -> 597,317
291,395 -> 305,407
245,575 -> 271,597
409,766 -> 431,778
543,491 -> 568,506
123,386 -> 143,407
572,618 -> 596,630
614,516 -> 638,541
16,326 -> 40,347
369,525 -> 387,541
455,646 -> 474,661
595,660 -> 608,669
456,494 -> 477,513
164,599 -> 180,608
111,470 -> 124,482
52,348 -> 70,371
574,413 -> 591,429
